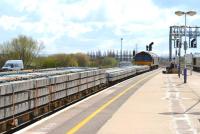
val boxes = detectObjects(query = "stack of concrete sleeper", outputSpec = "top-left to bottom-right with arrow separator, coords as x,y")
106,66 -> 137,82
134,65 -> 150,73
0,69 -> 106,120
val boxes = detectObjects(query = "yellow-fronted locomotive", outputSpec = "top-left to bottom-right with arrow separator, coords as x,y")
134,51 -> 159,69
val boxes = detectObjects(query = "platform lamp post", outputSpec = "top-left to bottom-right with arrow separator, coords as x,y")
121,38 -> 123,62
175,11 -> 196,83
178,26 -> 183,78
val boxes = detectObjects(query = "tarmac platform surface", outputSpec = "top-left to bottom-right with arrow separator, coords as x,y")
15,70 -> 200,134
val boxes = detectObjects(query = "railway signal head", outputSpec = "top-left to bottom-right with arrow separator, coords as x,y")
133,50 -> 136,56
149,45 -> 152,51
191,38 -> 197,48
146,45 -> 149,51
176,39 -> 180,48
149,42 -> 154,46
149,42 -> 154,51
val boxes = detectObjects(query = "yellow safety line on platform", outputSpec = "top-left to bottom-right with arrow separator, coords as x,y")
67,70 -> 160,134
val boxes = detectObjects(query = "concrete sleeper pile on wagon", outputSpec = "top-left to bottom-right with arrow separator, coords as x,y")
106,65 -> 150,82
0,67 -> 97,83
0,65 -> 150,133
0,68 -> 106,122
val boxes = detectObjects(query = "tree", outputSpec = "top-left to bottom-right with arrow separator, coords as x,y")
0,35 -> 44,68
101,57 -> 118,68
66,55 -> 78,67
51,54 -> 78,67
37,56 -> 56,68
35,54 -> 79,68
74,53 -> 90,67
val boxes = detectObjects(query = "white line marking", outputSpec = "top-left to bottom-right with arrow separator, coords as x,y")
166,76 -> 198,134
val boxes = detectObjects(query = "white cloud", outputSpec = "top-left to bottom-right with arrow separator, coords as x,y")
0,0 -> 199,56
104,0 -> 159,23
64,22 -> 93,38
0,15 -> 25,30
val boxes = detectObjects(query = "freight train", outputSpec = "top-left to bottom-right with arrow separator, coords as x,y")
134,51 -> 159,69
0,65 -> 153,133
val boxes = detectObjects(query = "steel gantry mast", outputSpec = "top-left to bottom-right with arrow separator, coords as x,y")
169,25 -> 200,62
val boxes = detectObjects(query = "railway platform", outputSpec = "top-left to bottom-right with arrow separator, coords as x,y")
98,71 -> 200,134
15,70 -> 200,134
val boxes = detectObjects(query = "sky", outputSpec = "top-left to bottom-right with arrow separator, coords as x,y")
0,0 -> 200,56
